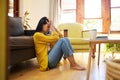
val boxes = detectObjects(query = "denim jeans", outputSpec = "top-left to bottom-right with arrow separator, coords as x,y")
48,38 -> 74,68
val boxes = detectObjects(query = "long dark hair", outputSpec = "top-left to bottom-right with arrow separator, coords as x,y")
35,17 -> 49,32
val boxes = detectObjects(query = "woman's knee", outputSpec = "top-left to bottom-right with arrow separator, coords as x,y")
59,38 -> 67,44
58,38 -> 70,46
62,38 -> 70,43
63,37 -> 69,41
56,38 -> 65,45
64,37 -> 68,39
58,38 -> 64,42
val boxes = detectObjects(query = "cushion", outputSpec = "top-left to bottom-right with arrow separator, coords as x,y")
9,17 -> 24,36
69,37 -> 90,45
72,45 -> 89,49
9,36 -> 34,50
58,23 -> 84,38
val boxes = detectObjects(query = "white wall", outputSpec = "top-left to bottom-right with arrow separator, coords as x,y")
20,0 -> 50,29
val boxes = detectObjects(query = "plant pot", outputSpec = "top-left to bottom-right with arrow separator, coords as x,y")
105,59 -> 120,80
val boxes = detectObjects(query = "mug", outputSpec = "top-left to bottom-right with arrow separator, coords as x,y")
89,29 -> 97,40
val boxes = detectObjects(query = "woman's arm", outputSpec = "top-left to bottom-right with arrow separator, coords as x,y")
34,32 -> 59,43
49,20 -> 63,38
54,27 -> 63,38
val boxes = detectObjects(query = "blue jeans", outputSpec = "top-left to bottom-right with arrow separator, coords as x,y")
48,38 -> 74,68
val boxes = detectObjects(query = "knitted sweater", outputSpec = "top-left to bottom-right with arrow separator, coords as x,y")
33,31 -> 62,71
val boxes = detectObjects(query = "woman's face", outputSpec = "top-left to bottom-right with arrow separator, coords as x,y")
42,23 -> 50,33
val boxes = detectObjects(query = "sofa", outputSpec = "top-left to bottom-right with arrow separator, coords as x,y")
58,23 -> 96,57
8,17 -> 36,65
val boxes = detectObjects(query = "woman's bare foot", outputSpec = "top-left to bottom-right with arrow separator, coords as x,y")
67,54 -> 86,70
71,63 -> 86,71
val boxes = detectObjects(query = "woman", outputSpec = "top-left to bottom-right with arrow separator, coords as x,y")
33,17 -> 86,71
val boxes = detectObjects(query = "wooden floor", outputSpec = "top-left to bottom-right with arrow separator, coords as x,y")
9,52 -> 107,80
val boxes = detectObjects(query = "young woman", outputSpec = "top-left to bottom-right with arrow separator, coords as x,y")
33,17 -> 86,71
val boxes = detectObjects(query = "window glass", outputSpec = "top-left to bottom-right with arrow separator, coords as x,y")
111,0 -> 120,7
60,0 -> 76,23
8,0 -> 14,17
84,19 -> 102,32
84,0 -> 101,18
61,10 -> 76,23
111,8 -> 120,30
62,0 -> 76,10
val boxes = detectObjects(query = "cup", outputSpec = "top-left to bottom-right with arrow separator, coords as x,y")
64,29 -> 68,37
89,29 -> 97,40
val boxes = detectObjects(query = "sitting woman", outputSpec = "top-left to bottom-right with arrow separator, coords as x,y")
33,17 -> 86,71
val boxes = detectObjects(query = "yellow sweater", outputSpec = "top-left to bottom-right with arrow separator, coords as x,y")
33,31 -> 62,71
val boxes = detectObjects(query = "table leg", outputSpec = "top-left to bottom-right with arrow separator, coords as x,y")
112,44 -> 116,58
92,44 -> 96,59
98,44 -> 101,66
86,43 -> 93,80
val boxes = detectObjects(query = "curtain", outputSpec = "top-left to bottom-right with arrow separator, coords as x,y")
49,0 -> 59,27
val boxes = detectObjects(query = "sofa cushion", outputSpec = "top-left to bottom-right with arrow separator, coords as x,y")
9,17 -> 24,36
69,37 -> 90,45
9,36 -> 34,50
58,23 -> 83,38
72,45 -> 89,50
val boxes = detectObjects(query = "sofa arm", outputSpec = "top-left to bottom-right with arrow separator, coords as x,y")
82,30 -> 90,38
24,30 -> 36,36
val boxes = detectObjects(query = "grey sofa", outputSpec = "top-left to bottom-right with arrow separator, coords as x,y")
9,17 -> 36,65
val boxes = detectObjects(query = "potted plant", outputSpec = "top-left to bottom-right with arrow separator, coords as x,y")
105,43 -> 120,53
23,11 -> 31,30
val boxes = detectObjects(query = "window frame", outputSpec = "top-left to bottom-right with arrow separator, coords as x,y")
60,0 -> 77,23
110,0 -> 120,31
84,0 -> 102,19
8,0 -> 19,17
14,0 -> 19,17
60,0 -> 112,33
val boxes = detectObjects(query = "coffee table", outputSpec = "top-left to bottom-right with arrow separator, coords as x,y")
85,37 -> 120,80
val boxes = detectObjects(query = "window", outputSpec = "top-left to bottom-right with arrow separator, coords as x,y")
8,0 -> 19,17
84,19 -> 102,32
84,0 -> 102,32
60,0 -> 110,32
84,0 -> 101,18
111,0 -> 120,31
111,0 -> 120,7
60,0 -> 76,23
8,0 -> 14,17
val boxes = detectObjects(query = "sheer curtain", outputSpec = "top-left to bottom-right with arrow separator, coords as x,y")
49,0 -> 59,27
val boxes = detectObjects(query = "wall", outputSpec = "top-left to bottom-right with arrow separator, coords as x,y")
20,0 -> 50,29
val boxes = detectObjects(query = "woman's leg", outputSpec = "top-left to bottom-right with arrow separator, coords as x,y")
48,38 -> 85,70
62,38 -> 74,59
62,38 -> 86,70
48,38 -> 73,68
63,37 -> 74,53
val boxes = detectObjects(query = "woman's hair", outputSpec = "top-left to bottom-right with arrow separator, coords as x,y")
35,17 -> 49,32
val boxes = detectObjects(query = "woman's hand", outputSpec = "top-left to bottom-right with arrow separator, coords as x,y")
54,27 -> 59,33
49,20 -> 60,33
49,20 -> 55,32
49,20 -> 63,37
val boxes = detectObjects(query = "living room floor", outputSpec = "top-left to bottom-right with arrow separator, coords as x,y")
9,52 -> 109,80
